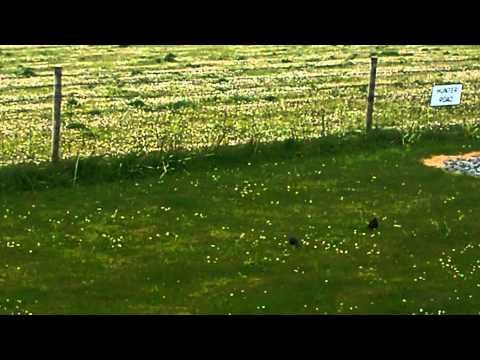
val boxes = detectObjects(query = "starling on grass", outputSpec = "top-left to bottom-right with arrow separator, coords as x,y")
368,217 -> 379,230
288,235 -> 301,248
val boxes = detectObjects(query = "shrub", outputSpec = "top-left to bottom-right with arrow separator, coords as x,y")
231,94 -> 255,103
65,122 -> 89,131
164,53 -> 177,62
263,95 -> 278,102
87,109 -> 102,116
14,65 -> 35,77
66,97 -> 80,108
127,98 -> 146,108
130,69 -> 143,76
166,99 -> 194,111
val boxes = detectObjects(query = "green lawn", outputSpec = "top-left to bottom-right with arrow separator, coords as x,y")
2,45 -> 480,314
2,133 -> 480,314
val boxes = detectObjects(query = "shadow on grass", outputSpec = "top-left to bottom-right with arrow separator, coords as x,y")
0,125 -> 474,193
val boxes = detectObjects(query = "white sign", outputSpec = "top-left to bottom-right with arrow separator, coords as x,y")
431,84 -> 462,107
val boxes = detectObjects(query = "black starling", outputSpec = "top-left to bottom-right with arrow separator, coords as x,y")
368,217 -> 379,230
288,235 -> 301,248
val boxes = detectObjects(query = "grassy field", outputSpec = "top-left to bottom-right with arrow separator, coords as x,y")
2,45 -> 480,314
1,45 -> 480,166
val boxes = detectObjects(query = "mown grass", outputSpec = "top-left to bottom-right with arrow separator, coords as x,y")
2,45 -> 480,167
2,45 -> 480,315
1,130 -> 480,314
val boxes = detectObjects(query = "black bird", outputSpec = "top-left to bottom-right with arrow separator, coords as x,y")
368,217 -> 379,230
288,235 -> 301,248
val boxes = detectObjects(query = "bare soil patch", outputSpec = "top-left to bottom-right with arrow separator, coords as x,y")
421,151 -> 480,169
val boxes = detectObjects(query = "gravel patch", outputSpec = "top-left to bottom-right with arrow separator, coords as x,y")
444,156 -> 480,176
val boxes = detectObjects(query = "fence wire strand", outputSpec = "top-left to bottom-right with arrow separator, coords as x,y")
0,96 -> 52,106
0,58 -> 476,122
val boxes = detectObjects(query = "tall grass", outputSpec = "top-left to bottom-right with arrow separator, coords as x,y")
0,125 -> 474,194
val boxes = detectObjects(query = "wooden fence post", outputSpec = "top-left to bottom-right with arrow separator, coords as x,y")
321,109 -> 326,137
365,57 -> 378,132
51,66 -> 62,162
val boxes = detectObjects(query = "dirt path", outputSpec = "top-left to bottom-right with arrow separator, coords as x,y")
421,151 -> 480,169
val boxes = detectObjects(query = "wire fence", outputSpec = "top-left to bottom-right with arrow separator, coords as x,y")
0,56 -> 476,167
0,62 -> 472,105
